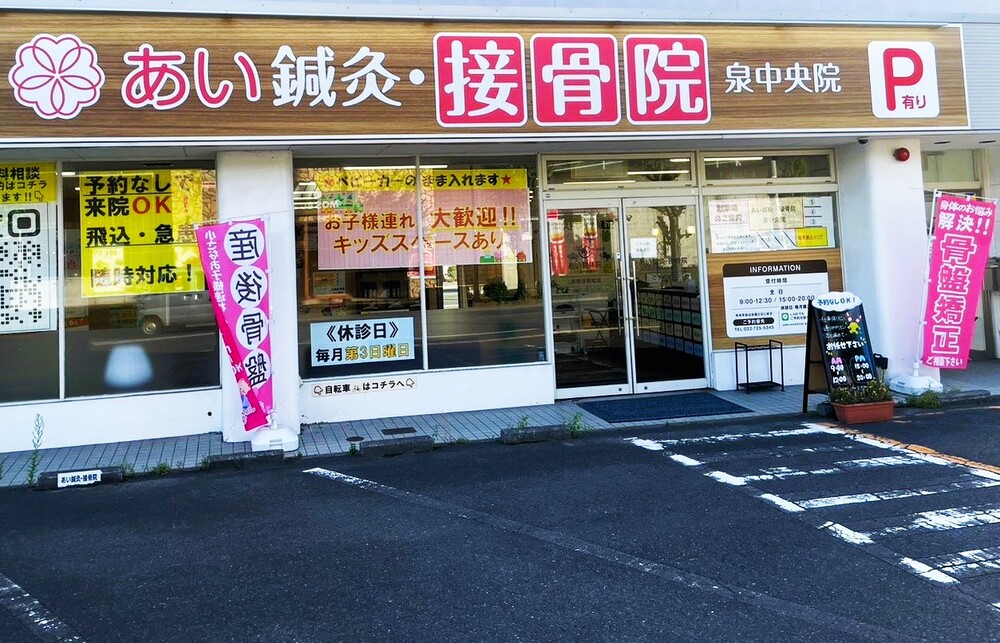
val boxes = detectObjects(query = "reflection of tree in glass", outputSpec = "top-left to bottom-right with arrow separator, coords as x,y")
653,205 -> 688,283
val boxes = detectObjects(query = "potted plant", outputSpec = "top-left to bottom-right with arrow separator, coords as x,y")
828,380 -> 896,424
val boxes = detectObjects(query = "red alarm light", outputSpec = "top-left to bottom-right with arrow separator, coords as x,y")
893,147 -> 911,162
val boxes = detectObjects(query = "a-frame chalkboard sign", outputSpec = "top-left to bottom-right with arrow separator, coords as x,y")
802,292 -> 880,413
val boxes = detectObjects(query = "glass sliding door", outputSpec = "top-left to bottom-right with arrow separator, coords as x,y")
623,197 -> 706,390
546,200 -> 629,392
547,196 -> 707,397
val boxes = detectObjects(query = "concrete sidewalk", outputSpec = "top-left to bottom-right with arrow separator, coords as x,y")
1,375 -> 994,489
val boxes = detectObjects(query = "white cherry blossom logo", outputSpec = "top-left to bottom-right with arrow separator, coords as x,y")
8,33 -> 105,120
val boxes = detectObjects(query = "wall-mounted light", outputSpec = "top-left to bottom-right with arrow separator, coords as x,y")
893,147 -> 911,162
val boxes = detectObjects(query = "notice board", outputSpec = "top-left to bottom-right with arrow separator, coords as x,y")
801,291 -> 879,412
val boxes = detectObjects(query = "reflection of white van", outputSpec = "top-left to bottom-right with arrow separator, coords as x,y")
138,291 -> 216,335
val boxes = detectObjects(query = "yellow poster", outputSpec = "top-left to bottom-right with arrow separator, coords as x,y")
795,227 -> 830,247
80,170 -> 206,297
0,162 -> 57,204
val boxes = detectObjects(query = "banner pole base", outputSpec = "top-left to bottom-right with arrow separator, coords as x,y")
250,423 -> 299,453
888,362 -> 943,395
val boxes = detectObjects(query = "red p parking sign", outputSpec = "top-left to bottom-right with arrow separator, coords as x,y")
868,41 -> 940,119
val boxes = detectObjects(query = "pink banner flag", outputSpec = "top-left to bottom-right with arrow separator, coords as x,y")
922,193 -> 997,369
196,219 -> 274,430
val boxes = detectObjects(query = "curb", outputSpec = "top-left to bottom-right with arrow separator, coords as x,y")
839,426 -> 1000,477
361,436 -> 434,457
36,466 -> 125,491
203,449 -> 285,470
500,425 -> 571,445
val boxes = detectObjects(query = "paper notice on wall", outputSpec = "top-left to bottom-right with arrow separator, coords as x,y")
0,203 -> 57,334
710,196 -> 835,253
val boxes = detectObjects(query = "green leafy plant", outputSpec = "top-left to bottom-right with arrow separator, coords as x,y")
906,390 -> 942,409
149,462 -> 172,475
199,457 -> 212,471
26,414 -> 44,485
566,412 -> 590,438
513,415 -> 530,430
828,380 -> 894,405
349,442 -> 359,456
118,461 -> 137,479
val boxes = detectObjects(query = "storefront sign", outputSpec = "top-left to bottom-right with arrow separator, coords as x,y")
807,291 -> 879,388
79,170 -> 207,298
310,317 -> 415,367
722,260 -> 829,338
57,470 -> 101,488
710,196 -> 835,253
306,168 -> 531,270
311,376 -> 417,396
0,162 -> 55,203
868,41 -> 940,119
0,16 -> 967,142
0,202 -> 57,334
922,193 -> 997,369
196,219 -> 273,431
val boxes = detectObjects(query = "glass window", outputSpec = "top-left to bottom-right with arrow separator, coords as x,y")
295,162 -> 423,379
0,162 -> 60,403
422,160 -> 544,369
294,158 -> 545,378
545,156 -> 693,187
63,167 -> 220,397
702,153 -> 833,182
922,150 -> 981,184
703,192 -> 838,253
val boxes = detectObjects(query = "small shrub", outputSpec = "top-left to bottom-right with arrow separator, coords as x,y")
199,457 -> 211,471
118,461 -> 137,479
828,380 -> 894,405
26,414 -> 44,485
149,462 -> 172,476
513,416 -> 530,430
907,390 -> 942,409
566,412 -> 590,438
348,442 -> 359,456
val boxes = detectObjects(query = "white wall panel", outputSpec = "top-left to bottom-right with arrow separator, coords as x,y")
299,364 -> 555,423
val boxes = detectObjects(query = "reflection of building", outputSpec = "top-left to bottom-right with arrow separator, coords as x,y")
0,2 -> 998,453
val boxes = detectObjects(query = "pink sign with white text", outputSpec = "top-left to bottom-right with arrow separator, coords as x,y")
197,219 -> 274,430
922,194 -> 997,369
309,168 -> 532,270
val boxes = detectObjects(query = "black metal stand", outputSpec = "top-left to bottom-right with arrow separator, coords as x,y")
735,339 -> 785,393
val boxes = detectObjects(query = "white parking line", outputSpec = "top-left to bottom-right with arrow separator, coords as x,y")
627,422 -> 1000,599
874,504 -> 1000,538
797,478 -> 1000,509
927,546 -> 1000,579
0,571 -> 83,642
302,466 -> 909,639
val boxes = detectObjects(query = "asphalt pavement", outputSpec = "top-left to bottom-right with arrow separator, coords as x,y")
1,406 -> 999,641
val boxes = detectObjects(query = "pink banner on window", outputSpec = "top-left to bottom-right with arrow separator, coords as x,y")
196,219 -> 274,430
922,194 -> 997,369
315,169 -> 532,270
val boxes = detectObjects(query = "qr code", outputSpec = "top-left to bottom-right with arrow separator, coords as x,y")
0,204 -> 56,333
